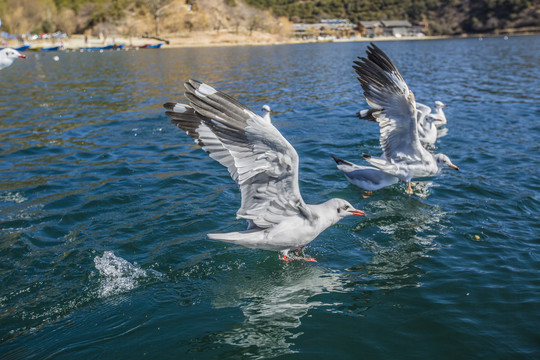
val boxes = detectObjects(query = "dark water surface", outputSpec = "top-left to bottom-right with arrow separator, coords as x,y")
1,36 -> 539,359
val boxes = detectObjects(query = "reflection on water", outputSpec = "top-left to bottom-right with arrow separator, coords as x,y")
210,264 -> 347,357
347,196 -> 445,290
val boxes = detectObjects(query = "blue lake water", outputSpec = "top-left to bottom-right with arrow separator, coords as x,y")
1,36 -> 539,359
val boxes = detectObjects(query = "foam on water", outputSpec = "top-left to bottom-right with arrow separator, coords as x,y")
0,192 -> 28,204
94,251 -> 157,297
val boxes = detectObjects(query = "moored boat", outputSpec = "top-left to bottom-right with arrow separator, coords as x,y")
37,46 -> 61,51
142,43 -> 164,49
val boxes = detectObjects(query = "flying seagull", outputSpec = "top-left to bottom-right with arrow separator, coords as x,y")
345,43 -> 459,195
164,80 -> 365,261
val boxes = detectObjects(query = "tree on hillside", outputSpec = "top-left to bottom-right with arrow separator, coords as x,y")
1,0 -> 57,33
145,0 -> 172,35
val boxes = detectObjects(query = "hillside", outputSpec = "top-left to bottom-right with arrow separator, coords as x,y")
245,0 -> 540,35
0,0 -> 538,38
0,0 -> 291,40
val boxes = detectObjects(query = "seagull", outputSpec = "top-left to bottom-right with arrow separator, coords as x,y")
416,102 -> 443,146
164,80 -> 365,261
430,100 -> 448,127
0,48 -> 26,70
331,155 -> 398,191
261,104 -> 272,123
352,43 -> 459,195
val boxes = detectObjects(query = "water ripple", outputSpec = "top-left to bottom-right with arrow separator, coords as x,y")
1,36 -> 539,359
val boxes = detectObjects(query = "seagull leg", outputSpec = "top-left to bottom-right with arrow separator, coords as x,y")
280,248 -> 317,262
298,247 -> 317,262
407,182 -> 413,196
280,250 -> 293,262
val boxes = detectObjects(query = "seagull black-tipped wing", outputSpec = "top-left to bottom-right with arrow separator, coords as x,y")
164,80 -> 313,229
164,102 -> 240,181
353,43 -> 423,161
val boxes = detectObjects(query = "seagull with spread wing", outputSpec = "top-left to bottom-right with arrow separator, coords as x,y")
336,43 -> 458,195
164,80 -> 365,261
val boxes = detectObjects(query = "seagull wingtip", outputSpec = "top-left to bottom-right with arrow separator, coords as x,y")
330,154 -> 340,162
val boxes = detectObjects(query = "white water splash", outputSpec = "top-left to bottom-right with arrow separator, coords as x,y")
0,192 -> 28,203
94,251 -> 152,297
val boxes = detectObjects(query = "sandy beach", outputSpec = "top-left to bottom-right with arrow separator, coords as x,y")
3,30 -> 462,51
4,31 -> 300,50
4,29 -> 535,51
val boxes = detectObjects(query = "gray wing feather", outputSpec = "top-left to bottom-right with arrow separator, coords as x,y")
164,80 -> 311,228
165,102 -> 240,182
353,43 -> 423,162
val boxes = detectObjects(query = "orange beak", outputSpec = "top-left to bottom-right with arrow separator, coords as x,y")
349,209 -> 366,216
448,164 -> 459,171
19,54 -> 26,59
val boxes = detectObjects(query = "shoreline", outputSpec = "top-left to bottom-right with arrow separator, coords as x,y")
4,31 -> 538,51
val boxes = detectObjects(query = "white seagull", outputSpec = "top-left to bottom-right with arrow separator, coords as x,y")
164,80 -> 365,261
260,104 -> 272,123
352,43 -> 459,195
430,100 -> 448,127
0,48 -> 26,70
416,102 -> 443,146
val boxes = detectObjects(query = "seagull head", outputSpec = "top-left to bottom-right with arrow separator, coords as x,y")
2,48 -> 26,60
331,198 -> 366,219
435,153 -> 459,171
434,101 -> 447,109
426,116 -> 444,125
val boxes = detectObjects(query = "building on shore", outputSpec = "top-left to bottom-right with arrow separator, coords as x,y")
359,20 -> 425,38
294,19 -> 425,39
293,19 -> 356,39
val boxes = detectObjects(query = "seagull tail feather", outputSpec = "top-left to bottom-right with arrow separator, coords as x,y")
331,154 -> 353,166
208,230 -> 265,248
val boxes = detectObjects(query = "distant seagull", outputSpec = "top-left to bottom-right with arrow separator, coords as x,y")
261,104 -> 272,123
331,155 -> 398,191
352,43 -> 459,195
430,100 -> 448,127
0,48 -> 26,70
164,80 -> 365,261
416,102 -> 443,146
